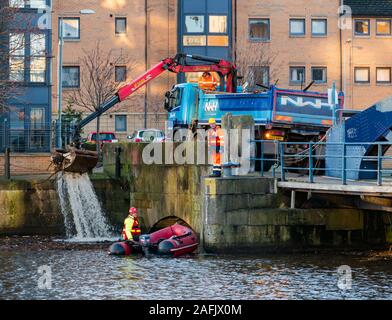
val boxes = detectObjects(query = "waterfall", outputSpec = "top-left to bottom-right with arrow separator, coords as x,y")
56,172 -> 115,241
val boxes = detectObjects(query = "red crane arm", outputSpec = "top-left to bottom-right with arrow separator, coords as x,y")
117,54 -> 237,102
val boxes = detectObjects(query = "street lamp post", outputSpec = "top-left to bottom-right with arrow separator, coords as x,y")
56,9 -> 95,149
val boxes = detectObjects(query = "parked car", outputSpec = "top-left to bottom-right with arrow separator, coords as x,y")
82,132 -> 118,151
127,129 -> 165,143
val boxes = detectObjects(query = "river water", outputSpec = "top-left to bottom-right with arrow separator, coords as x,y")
0,240 -> 391,300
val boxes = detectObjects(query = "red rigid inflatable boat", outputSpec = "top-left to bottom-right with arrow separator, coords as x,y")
108,223 -> 198,257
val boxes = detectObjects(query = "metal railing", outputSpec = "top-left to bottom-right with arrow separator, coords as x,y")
251,140 -> 392,186
249,139 -> 280,178
0,123 -> 52,153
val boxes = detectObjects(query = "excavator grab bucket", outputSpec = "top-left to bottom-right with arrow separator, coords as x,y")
51,148 -> 98,174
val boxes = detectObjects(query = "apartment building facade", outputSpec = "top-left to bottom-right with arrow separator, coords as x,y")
52,0 -> 233,140
51,0 -> 392,142
0,0 -> 52,153
236,0 -> 392,110
52,0 -> 178,140
343,0 -> 392,109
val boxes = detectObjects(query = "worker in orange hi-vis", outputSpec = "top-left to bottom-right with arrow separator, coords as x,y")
198,72 -> 219,91
207,118 -> 224,177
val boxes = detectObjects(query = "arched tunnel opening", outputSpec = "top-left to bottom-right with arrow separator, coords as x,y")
148,216 -> 193,233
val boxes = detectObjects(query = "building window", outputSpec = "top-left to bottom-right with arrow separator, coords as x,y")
354,19 -> 370,36
376,67 -> 391,84
249,18 -> 270,41
9,33 -> 25,82
376,20 -> 392,36
354,67 -> 370,83
185,15 -> 205,33
248,66 -> 269,89
30,33 -> 46,83
290,19 -> 305,36
9,0 -> 25,7
115,17 -> 127,34
209,16 -> 227,34
311,67 -> 327,83
115,66 -> 127,82
290,66 -> 306,84
29,0 -> 47,8
183,35 -> 207,46
60,18 -> 80,40
115,115 -> 127,132
311,19 -> 327,36
30,107 -> 46,150
62,66 -> 80,88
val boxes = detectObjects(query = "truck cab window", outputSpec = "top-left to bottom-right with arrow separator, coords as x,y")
164,88 -> 182,111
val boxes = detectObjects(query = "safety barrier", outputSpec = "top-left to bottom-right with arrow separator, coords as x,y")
250,140 -> 392,186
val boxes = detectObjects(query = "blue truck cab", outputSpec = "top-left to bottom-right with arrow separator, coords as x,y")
165,83 -> 343,140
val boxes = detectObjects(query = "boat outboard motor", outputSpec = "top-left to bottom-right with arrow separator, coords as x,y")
139,234 -> 151,254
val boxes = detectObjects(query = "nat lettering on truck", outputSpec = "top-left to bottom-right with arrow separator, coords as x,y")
273,89 -> 342,127
198,91 -> 272,125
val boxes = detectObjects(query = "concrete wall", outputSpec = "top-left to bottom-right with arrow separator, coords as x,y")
0,180 -> 62,235
0,176 -> 129,236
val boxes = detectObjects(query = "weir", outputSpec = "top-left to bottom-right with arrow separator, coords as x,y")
56,173 -> 114,241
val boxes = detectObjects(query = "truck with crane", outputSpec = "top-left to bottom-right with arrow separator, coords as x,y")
51,53 -> 343,174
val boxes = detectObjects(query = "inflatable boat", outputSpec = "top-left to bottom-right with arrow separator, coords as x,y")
108,223 -> 198,257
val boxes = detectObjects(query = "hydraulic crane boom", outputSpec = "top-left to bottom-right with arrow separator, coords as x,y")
73,53 -> 237,146
52,53 -> 237,174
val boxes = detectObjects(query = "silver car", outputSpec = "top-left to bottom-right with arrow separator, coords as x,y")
127,129 -> 165,143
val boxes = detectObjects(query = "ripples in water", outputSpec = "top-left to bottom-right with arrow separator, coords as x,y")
0,249 -> 391,300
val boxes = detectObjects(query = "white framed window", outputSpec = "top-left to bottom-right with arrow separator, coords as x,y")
290,19 -> 305,36
312,19 -> 327,36
60,18 -> 80,39
376,67 -> 391,84
354,67 -> 370,83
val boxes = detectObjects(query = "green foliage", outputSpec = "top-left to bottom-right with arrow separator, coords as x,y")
61,99 -> 84,135
62,99 -> 82,123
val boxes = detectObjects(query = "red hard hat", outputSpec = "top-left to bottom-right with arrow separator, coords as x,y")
129,207 -> 138,215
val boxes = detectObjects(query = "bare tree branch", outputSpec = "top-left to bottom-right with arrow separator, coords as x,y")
236,43 -> 278,91
65,41 -> 137,113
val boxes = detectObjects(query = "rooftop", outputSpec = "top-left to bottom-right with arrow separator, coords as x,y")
344,0 -> 392,16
